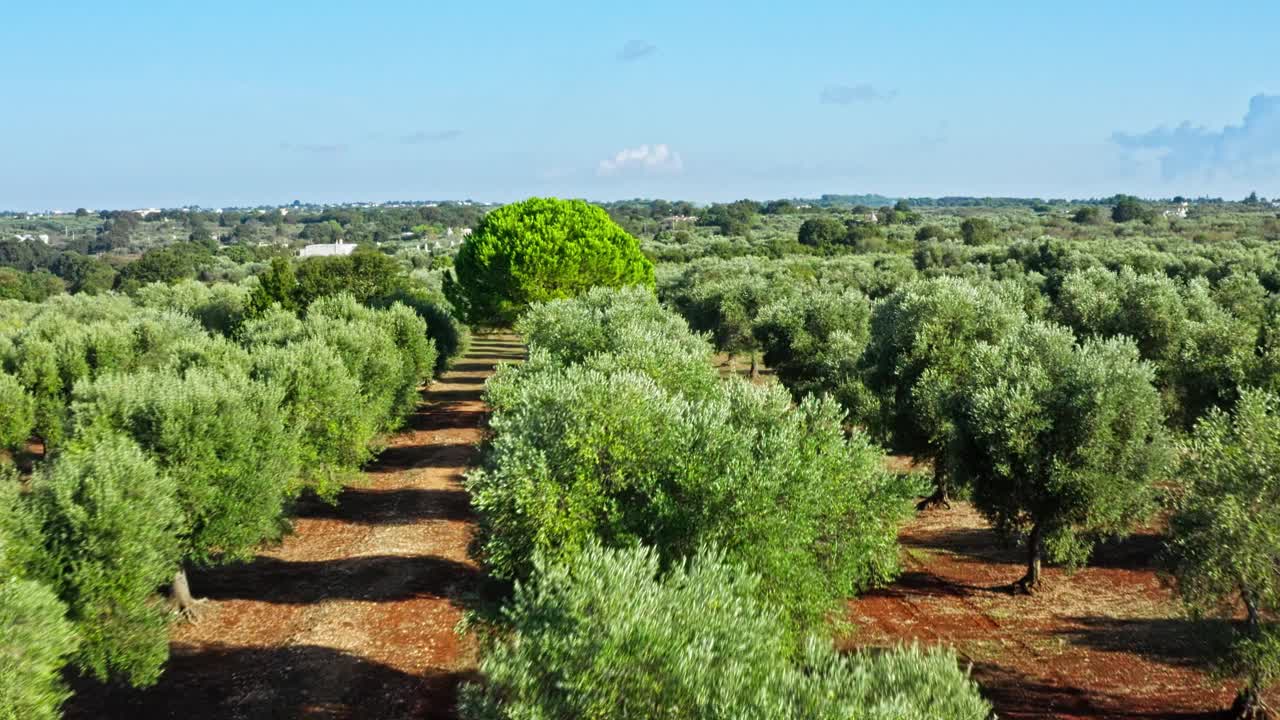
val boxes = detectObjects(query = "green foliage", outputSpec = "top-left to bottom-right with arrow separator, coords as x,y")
306,295 -> 434,428
915,224 -> 947,242
371,285 -> 471,373
22,433 -> 181,686
243,296 -> 434,434
1168,389 -> 1280,700
753,286 -> 874,415
293,249 -> 406,307
797,216 -> 846,248
1071,206 -> 1102,224
0,577 -> 79,720
0,304 -> 217,449
949,322 -> 1170,585
49,253 -> 117,295
516,285 -> 708,368
863,277 -> 1024,458
699,200 -> 760,237
115,242 -> 214,293
249,339 -> 375,501
453,198 -> 654,324
460,543 -> 990,720
0,268 -> 64,302
71,367 -> 298,566
1055,268 -> 1257,427
678,274 -> 774,359
135,280 -> 251,337
0,372 -> 35,450
959,217 -> 998,245
247,257 -> 300,315
1111,195 -> 1152,223
474,290 -> 909,631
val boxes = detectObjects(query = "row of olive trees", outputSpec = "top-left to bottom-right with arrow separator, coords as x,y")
717,272 -> 1277,714
0,281 -> 464,718
461,286 -> 990,719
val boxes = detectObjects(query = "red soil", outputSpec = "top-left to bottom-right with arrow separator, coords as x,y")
846,499 -> 1269,719
64,334 -> 524,720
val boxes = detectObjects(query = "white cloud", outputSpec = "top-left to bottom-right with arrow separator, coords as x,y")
1111,94 -> 1280,182
597,144 -> 684,176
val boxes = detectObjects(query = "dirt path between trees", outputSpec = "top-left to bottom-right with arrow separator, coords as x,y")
67,334 -> 524,720
846,500 -> 1258,719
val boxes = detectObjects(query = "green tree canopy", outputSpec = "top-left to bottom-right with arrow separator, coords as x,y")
1111,195 -> 1152,223
21,433 -> 182,686
452,198 -> 654,325
960,217 -> 998,245
862,277 -> 1025,508
797,216 -> 846,248
1168,389 -> 1280,716
753,285 -> 874,414
460,543 -> 990,720
948,322 -> 1170,592
0,576 -> 78,720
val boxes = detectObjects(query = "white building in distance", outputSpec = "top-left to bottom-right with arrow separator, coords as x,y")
298,238 -> 357,258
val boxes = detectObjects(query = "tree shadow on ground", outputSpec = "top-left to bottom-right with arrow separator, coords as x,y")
370,442 -> 477,471
64,643 -> 480,720
902,526 -> 1166,574
448,361 -> 509,373
294,487 -> 473,526
423,388 -> 488,404
445,374 -> 489,385
901,527 -> 1024,565
970,660 -> 1228,720
1057,615 -> 1231,671
1087,530 -> 1165,570
861,570 -> 1004,600
190,554 -> 480,605
400,408 -> 489,432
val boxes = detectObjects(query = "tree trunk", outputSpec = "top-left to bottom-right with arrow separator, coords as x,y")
1231,686 -> 1267,720
726,353 -> 737,374
169,567 -> 208,622
1243,587 -> 1261,633
1014,523 -> 1043,595
1232,589 -> 1271,719
915,463 -> 952,511
749,353 -> 760,381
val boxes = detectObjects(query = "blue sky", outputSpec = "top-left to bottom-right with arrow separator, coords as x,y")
2,1 -> 1277,209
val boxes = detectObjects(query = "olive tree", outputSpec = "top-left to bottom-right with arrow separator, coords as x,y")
948,322 -> 1170,593
753,285 -> 874,416
797,216 -> 847,248
451,197 -> 654,325
0,308 -> 210,449
371,285 -> 471,374
960,217 -> 998,245
471,342 -> 908,632
516,285 -> 703,367
1055,268 -> 1256,428
0,577 -> 79,720
249,339 -> 376,501
1168,389 -> 1280,717
862,277 -> 1024,509
21,433 -> 183,685
305,296 -> 436,422
681,274 -> 774,377
0,467 -> 79,720
70,367 -> 299,618
0,371 -> 35,451
459,543 -> 990,720
243,296 -> 433,434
